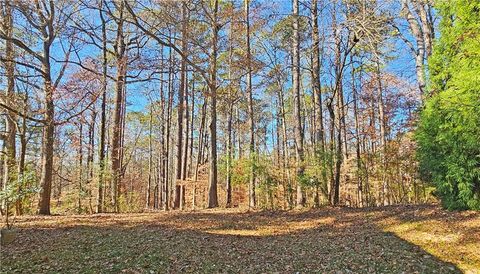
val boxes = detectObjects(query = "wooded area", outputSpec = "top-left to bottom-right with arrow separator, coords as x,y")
0,0 -> 479,272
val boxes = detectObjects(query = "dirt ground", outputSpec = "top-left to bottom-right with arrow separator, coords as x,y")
1,205 -> 478,273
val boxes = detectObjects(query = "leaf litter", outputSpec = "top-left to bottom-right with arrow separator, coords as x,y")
0,205 -> 477,273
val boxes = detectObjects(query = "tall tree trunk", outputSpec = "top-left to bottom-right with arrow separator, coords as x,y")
376,60 -> 389,206
164,59 -> 171,210
401,0 -> 427,97
226,8 -> 235,208
226,102 -> 233,207
292,0 -> 305,208
277,83 -> 293,208
110,2 -> 126,213
311,0 -> 324,148
158,48 -> 166,210
96,0 -> 108,213
326,98 -> 335,204
311,0 -> 326,207
194,98 -> 207,182
38,33 -> 55,215
2,0 -> 17,214
275,105 -> 286,209
119,64 -> 127,195
157,48 -> 166,209
328,7 -> 345,206
352,55 -> 363,207
77,123 -> 83,213
194,97 -> 207,209
164,44 -> 175,210
189,80 -> 195,178
207,0 -> 219,208
174,2 -> 189,209
87,111 -> 95,214
17,95 -> 28,215
333,84 -> 343,206
146,102 -> 153,209
244,0 -> 256,209
181,73 -> 189,181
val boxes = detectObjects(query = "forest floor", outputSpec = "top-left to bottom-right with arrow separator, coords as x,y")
0,205 -> 479,274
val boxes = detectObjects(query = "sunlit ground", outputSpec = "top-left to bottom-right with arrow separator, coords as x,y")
0,205 -> 478,273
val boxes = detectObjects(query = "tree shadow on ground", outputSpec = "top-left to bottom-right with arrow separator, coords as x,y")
0,207 -> 463,273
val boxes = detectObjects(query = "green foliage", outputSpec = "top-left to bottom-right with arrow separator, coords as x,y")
0,170 -> 39,228
269,15 -> 310,51
308,145 -> 334,185
119,192 -> 143,213
0,171 -> 39,205
219,153 -> 283,208
417,0 -> 480,210
219,156 -> 250,187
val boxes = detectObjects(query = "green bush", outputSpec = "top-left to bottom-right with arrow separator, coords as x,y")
417,0 -> 480,210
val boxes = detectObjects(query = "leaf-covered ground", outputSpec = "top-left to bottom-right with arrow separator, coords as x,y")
0,205 -> 478,273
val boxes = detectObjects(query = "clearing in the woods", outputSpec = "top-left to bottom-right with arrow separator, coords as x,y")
1,205 -> 479,273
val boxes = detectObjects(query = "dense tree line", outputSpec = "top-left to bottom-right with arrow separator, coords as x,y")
0,0 -> 477,215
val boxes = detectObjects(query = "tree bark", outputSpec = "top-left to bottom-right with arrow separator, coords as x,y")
146,102 -> 153,209
181,73 -> 190,181
96,0 -> 108,214
77,123 -> 84,213
17,96 -> 28,215
174,2 -> 189,209
1,0 -> 17,214
87,111 -> 95,213
311,0 -> 326,207
207,0 -> 219,208
110,1 -> 127,213
352,55 -> 363,207
244,0 -> 256,209
292,0 -> 305,208
311,0 -> 324,151
376,60 -> 389,206
401,0 -> 432,97
164,43 -> 175,210
37,10 -> 56,215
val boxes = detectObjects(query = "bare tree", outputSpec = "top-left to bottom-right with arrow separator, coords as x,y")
0,0 -> 74,215
398,0 -> 434,97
